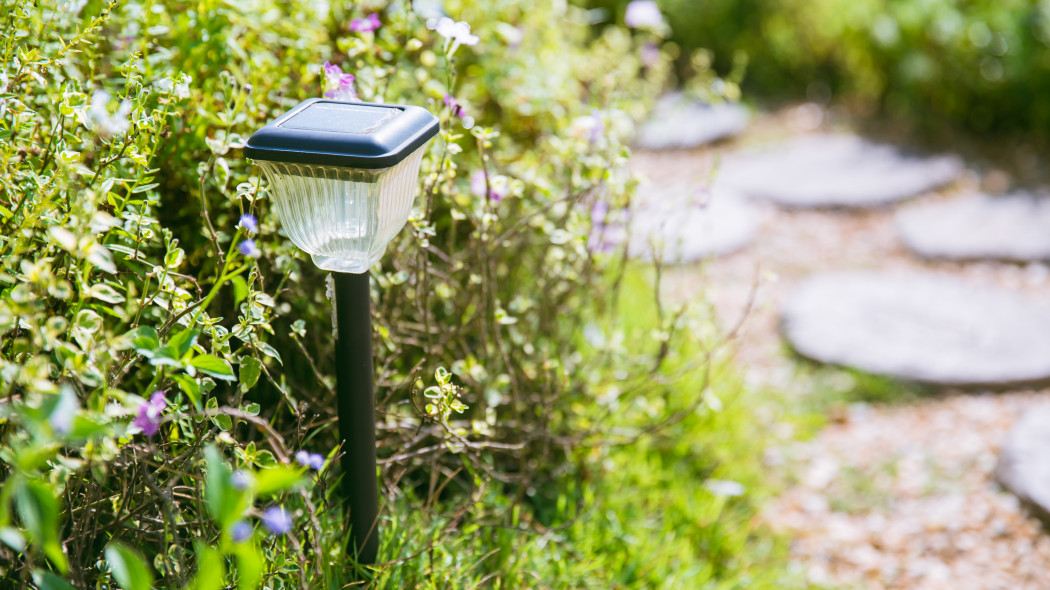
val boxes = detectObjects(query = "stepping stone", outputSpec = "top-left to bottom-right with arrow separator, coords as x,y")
897,192 -> 1050,262
627,185 -> 758,263
635,94 -> 749,150
996,406 -> 1050,527
780,272 -> 1050,388
719,134 -> 963,208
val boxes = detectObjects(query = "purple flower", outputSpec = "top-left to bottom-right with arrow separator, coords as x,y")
349,13 -> 381,33
591,200 -> 610,224
132,391 -> 167,437
442,94 -> 475,129
239,239 -> 261,258
308,454 -> 325,471
640,42 -> 661,68
49,387 -> 79,436
296,450 -> 326,471
231,470 -> 252,490
238,214 -> 258,235
116,35 -> 137,51
261,506 -> 292,535
230,520 -> 252,543
322,61 -> 357,101
470,171 -> 509,202
443,94 -> 466,118
625,1 -> 664,29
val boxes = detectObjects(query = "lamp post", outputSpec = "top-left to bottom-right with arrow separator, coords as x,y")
245,99 -> 439,564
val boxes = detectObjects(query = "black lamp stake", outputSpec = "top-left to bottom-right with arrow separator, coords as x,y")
333,271 -> 379,564
246,99 -> 438,568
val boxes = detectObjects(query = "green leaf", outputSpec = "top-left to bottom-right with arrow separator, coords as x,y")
31,571 -> 75,590
165,247 -> 186,269
168,329 -> 200,359
15,480 -> 67,573
173,374 -> 202,409
105,542 -> 153,590
204,446 -> 242,528
253,466 -> 302,497
230,275 -> 249,306
191,355 -> 236,381
233,543 -> 263,590
435,366 -> 451,385
238,357 -> 261,393
88,283 -> 126,304
128,326 -> 159,356
0,527 -> 25,551
189,543 -> 225,590
256,342 -> 282,365
213,414 -> 233,431
69,416 -> 107,440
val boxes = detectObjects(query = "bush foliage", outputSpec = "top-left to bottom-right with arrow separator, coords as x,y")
589,0 -> 1050,136
0,0 -> 794,587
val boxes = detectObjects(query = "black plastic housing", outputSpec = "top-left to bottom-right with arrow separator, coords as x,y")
245,99 -> 440,170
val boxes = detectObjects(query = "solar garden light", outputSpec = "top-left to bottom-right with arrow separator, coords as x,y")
245,99 -> 439,564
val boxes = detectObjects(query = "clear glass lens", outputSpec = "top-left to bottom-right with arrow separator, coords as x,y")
257,143 -> 429,273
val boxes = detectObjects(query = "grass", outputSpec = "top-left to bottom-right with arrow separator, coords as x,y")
358,266 -> 816,588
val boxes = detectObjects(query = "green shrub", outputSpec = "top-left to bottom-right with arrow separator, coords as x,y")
588,0 -> 1050,136
0,0 -> 753,587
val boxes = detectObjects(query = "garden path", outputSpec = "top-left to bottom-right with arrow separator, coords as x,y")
631,103 -> 1050,590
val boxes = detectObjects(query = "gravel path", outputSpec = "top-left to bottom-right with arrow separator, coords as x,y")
632,104 -> 1050,589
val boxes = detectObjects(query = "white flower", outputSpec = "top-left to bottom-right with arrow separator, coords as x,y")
60,0 -> 88,15
154,77 -> 174,94
427,16 -> 479,55
0,72 -> 8,94
157,74 -> 192,99
173,74 -> 192,99
704,479 -> 745,497
88,90 -> 131,138
625,1 -> 665,30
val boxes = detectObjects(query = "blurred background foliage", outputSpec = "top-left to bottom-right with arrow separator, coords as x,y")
586,0 -> 1050,138
0,0 -> 804,587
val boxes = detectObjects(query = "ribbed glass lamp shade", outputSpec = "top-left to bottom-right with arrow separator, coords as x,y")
256,146 -> 428,273
245,99 -> 439,274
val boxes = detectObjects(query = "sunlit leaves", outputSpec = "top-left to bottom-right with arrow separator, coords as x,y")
105,543 -> 153,590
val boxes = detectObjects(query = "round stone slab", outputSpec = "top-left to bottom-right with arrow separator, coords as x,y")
780,272 -> 1050,388
996,406 -> 1050,528
627,186 -> 758,263
897,192 -> 1050,262
719,134 -> 963,208
635,94 -> 749,150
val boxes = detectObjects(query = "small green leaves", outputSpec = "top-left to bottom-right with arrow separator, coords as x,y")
204,445 -> 243,530
238,357 -> 262,392
252,466 -> 302,497
172,374 -> 202,409
188,543 -> 225,590
31,571 -> 75,590
422,367 -> 469,423
88,283 -> 126,304
105,542 -> 153,590
128,326 -> 160,355
191,355 -> 235,381
14,480 -> 67,573
165,328 -> 200,360
0,527 -> 25,552
128,327 -> 236,382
